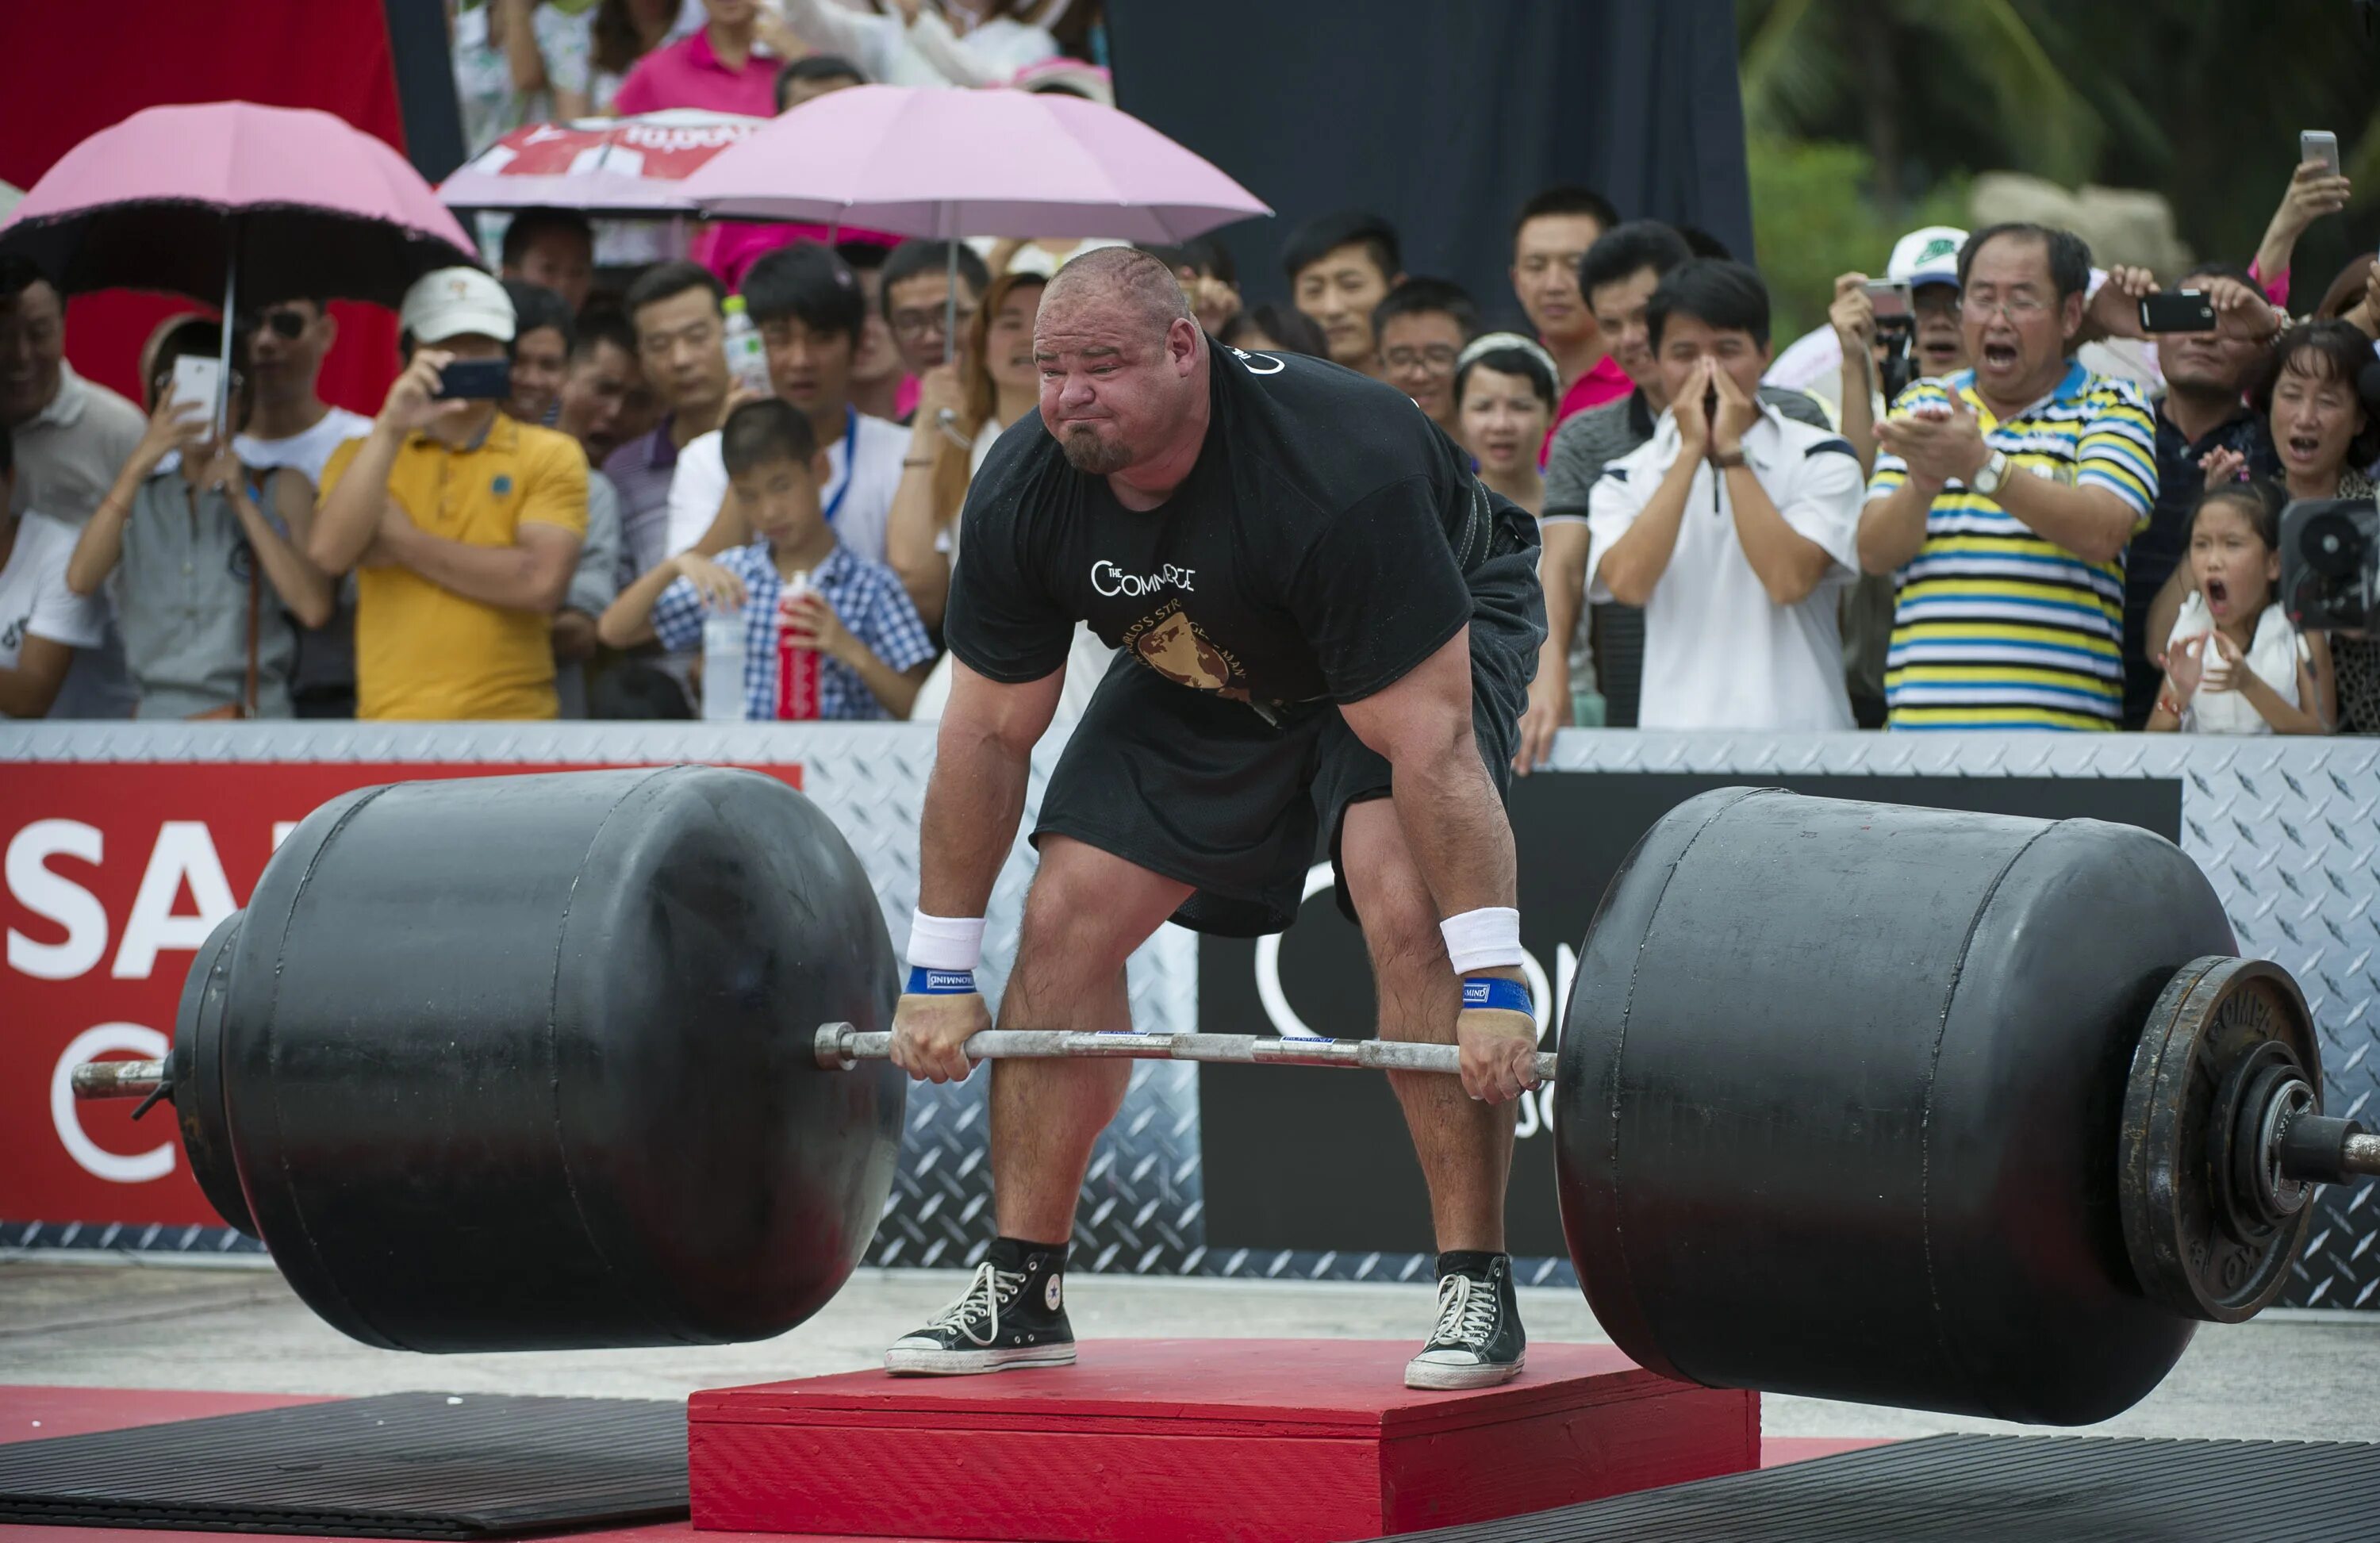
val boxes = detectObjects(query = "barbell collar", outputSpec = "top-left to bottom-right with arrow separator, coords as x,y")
812,1022 -> 1559,1082
73,1059 -> 167,1100
2278,1110 -> 2380,1183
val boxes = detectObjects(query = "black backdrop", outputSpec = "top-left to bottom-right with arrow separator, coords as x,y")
1196,774 -> 2185,1263
1104,0 -> 1754,328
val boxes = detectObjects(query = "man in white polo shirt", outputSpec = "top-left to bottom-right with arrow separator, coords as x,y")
1587,259 -> 1864,731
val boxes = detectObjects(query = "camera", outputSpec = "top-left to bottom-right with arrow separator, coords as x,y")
2280,495 -> 2380,630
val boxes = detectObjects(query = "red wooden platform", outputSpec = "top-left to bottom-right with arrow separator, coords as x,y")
688,1340 -> 1757,1541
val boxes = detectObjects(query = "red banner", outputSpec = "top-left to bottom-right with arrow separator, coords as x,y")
1,761 -> 800,1235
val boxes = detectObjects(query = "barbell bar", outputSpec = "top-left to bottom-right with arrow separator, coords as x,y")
809,1023 -> 1563,1080
75,1034 -> 2378,1183
60,768 -> 2378,1426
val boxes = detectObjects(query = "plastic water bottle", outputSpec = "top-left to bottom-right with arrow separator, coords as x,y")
701,608 -> 747,721
720,295 -> 771,400
775,571 -> 823,721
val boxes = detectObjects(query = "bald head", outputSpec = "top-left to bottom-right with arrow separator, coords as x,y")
1039,246 -> 1194,339
1033,247 -> 1211,485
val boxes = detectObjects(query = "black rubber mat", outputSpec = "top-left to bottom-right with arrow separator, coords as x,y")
1384,1434 -> 2380,1542
0,1391 -> 685,1537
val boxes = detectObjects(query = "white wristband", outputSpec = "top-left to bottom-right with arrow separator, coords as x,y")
1438,906 -> 1524,974
907,911 -> 985,972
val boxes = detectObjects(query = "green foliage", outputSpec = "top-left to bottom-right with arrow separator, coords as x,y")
1737,0 -> 2380,313
1749,137 -> 1968,343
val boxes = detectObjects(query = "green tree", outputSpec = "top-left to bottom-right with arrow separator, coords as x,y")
1749,139 -> 1968,342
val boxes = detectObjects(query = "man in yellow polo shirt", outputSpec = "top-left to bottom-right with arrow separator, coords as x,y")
312,268 -> 586,720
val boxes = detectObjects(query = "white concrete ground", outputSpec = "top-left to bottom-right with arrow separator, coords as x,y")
3,1257 -> 2374,1442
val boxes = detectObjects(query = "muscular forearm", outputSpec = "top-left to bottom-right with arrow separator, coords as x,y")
392,528 -> 567,612
1388,736 -> 1518,919
1726,466 -> 1833,605
1857,482 -> 1934,574
311,426 -> 404,574
1992,476 -> 2135,565
1597,455 -> 1699,607
917,724 -> 1033,916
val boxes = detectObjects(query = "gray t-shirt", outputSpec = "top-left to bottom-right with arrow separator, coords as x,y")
112,465 -> 299,719
9,366 -> 146,718
1541,384 -> 1829,726
555,469 -> 624,720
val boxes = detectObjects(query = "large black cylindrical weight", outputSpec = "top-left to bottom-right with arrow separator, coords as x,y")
188,766 -> 904,1352
1557,787 -> 2236,1425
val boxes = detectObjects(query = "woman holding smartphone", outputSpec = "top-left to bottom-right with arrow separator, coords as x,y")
65,319 -> 332,719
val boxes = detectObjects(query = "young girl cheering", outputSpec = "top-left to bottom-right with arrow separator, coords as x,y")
2149,481 -> 2331,735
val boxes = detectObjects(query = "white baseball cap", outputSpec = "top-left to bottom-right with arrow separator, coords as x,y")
399,267 -> 516,345
1887,226 -> 1967,290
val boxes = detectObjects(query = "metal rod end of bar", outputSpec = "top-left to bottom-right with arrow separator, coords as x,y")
814,1023 -> 858,1070
72,1060 -> 167,1100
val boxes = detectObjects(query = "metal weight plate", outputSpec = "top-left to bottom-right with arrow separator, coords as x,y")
2118,957 -> 2321,1322
167,912 -> 252,1237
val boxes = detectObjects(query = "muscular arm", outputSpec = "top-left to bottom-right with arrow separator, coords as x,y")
916,660 -> 1066,917
1593,453 -> 1699,608
1337,628 -> 1514,919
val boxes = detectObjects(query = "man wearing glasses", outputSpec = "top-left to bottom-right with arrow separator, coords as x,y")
1373,279 -> 1480,443
234,301 -> 370,486
880,240 -> 991,386
1856,223 -> 2159,731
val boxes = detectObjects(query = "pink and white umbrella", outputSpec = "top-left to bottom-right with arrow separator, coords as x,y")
680,84 -> 1269,243
439,109 -> 769,217
0,100 -> 477,311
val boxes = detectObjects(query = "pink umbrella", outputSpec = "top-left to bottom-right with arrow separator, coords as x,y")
0,101 -> 478,312
680,84 -> 1270,242
439,109 -> 769,217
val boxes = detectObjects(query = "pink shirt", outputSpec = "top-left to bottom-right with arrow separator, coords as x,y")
611,29 -> 779,118
1540,352 -> 1631,465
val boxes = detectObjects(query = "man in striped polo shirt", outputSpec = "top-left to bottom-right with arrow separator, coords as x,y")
1857,224 -> 2158,730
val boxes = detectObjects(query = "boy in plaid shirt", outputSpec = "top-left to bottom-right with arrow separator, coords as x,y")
601,401 -> 936,719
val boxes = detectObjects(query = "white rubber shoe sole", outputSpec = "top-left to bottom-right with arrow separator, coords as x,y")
883,1341 -> 1078,1376
1403,1349 -> 1526,1391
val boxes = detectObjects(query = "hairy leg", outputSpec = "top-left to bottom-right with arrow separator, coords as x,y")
991,835 -> 1193,1244
1338,797 -> 1516,1253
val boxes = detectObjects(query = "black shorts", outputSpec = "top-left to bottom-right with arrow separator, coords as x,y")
1032,541 -> 1545,938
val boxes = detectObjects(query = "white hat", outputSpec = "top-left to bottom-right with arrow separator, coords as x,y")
400,267 -> 515,345
1887,226 -> 1966,290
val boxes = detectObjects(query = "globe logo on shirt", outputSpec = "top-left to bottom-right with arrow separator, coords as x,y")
491,474 -> 513,497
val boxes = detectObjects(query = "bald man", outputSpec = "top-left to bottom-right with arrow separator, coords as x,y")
885,248 -> 1548,1390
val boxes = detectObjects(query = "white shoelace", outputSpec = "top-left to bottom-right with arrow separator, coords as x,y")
925,1261 -> 1027,1347
1429,1272 -> 1501,1349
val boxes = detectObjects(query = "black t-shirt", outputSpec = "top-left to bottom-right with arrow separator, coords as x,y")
946,344 -> 1531,708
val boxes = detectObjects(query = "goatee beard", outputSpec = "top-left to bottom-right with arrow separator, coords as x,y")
1060,428 -> 1133,475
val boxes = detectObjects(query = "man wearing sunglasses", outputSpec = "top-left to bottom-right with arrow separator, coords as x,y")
233,300 -> 369,486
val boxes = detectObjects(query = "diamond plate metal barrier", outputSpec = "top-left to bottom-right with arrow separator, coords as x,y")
5,724 -> 2374,1310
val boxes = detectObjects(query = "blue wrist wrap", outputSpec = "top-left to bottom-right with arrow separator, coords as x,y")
1461,976 -> 1532,1015
906,966 -> 979,996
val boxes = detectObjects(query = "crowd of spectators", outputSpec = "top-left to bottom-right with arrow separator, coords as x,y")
5,9 -> 2378,747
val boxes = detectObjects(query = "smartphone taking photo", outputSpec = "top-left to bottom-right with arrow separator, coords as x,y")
432,358 -> 513,401
2302,129 -> 2341,176
2139,290 -> 2219,334
1862,280 -> 1914,320
168,355 -> 222,423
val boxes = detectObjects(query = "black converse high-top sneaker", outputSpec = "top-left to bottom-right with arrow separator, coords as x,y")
1404,1251 -> 1526,1390
884,1238 -> 1076,1376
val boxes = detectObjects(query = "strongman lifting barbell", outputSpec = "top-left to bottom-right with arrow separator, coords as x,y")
71,767 -> 2380,1425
